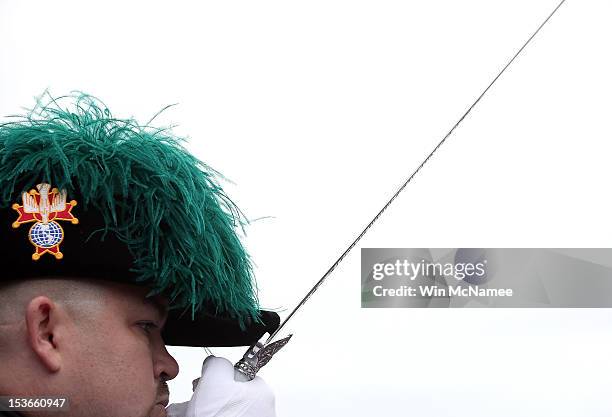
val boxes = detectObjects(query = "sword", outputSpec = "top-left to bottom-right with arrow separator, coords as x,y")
234,0 -> 568,381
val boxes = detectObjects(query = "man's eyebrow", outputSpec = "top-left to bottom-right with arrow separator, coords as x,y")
143,297 -> 169,321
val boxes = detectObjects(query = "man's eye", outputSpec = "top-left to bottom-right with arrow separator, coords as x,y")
137,322 -> 158,334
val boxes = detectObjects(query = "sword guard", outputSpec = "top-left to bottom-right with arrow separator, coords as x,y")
234,334 -> 293,380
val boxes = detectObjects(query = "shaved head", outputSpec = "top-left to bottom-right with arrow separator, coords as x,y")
0,277 -> 106,318
0,277 -> 107,352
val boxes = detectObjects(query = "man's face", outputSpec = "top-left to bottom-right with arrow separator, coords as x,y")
63,283 -> 179,417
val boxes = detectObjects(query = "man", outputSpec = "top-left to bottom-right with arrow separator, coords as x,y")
0,93 -> 280,417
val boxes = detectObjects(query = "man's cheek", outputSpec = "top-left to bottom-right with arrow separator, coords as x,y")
94,335 -> 158,393
108,366 -> 158,415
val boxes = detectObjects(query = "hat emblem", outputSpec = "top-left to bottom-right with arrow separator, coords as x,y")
11,183 -> 79,260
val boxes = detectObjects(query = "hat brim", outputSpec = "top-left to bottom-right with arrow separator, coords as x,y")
161,309 -> 280,347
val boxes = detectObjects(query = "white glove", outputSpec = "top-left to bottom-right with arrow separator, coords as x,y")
166,356 -> 277,417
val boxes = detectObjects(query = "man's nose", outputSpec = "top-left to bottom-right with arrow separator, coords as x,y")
155,344 -> 180,381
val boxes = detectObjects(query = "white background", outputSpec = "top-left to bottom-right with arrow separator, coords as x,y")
2,1 -> 612,416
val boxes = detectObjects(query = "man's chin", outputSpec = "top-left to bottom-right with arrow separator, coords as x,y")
149,403 -> 168,417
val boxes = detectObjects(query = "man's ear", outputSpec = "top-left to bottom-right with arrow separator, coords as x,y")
25,296 -> 63,373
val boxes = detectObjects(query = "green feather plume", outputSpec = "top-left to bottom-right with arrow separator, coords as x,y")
0,91 -> 260,326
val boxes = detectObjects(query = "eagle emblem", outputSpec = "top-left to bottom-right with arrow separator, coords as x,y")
11,183 -> 79,260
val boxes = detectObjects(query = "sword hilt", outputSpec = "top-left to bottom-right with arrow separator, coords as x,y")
234,334 -> 293,381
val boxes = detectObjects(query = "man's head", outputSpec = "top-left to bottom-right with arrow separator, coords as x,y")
0,278 -> 178,417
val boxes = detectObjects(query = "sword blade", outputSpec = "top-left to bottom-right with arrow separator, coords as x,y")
235,0 -> 568,379
267,0 -> 567,345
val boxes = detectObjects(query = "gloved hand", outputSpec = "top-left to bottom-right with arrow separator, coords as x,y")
166,355 -> 277,417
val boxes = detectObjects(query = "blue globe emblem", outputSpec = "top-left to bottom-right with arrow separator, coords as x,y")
29,221 -> 64,248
